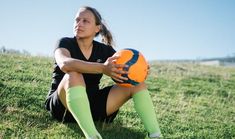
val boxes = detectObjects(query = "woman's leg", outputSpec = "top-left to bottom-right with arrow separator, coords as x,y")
57,71 -> 85,108
106,83 -> 146,115
106,83 -> 162,138
57,72 -> 101,139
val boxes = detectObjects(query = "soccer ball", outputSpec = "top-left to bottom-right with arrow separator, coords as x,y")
113,48 -> 148,87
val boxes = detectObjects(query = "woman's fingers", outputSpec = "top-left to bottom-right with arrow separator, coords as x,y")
111,65 -> 128,81
104,55 -> 130,82
114,64 -> 129,74
108,55 -> 120,63
147,64 -> 151,75
111,72 -> 128,82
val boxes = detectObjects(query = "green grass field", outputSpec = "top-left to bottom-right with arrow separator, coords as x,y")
0,53 -> 235,139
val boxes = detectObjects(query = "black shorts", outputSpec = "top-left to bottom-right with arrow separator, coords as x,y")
45,86 -> 118,123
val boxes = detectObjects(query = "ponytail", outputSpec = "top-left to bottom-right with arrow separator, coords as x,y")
81,6 -> 115,47
100,22 -> 114,47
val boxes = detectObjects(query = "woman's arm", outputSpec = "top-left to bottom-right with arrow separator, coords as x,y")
55,48 -> 104,74
55,48 -> 128,82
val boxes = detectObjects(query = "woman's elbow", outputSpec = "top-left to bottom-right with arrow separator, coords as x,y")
59,61 -> 70,73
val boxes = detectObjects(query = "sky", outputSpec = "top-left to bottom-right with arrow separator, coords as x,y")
0,0 -> 235,60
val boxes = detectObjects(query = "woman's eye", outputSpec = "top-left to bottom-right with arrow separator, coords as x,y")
84,20 -> 89,23
75,18 -> 90,24
76,19 -> 80,23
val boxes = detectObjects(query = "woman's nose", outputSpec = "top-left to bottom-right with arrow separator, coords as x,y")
77,20 -> 84,27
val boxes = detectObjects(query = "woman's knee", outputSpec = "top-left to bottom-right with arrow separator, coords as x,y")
130,82 -> 148,95
64,71 -> 85,87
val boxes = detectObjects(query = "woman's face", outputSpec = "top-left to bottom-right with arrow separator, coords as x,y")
73,9 -> 100,39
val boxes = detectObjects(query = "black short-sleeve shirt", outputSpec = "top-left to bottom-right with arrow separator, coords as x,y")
47,37 -> 116,97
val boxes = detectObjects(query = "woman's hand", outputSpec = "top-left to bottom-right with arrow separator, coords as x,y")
147,64 -> 150,76
103,55 -> 129,82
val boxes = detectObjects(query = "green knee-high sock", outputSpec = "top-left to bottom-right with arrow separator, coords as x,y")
66,86 -> 101,139
133,89 -> 161,136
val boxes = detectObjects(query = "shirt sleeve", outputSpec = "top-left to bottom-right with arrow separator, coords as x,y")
54,37 -> 72,52
106,45 -> 116,58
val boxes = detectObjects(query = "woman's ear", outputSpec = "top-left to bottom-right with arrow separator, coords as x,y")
95,25 -> 101,33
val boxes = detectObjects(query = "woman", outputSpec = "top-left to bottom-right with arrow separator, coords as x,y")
45,6 -> 162,139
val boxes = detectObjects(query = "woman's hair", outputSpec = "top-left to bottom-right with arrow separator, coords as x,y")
80,6 -> 114,47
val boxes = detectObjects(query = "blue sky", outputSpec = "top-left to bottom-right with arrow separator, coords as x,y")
1,0 -> 235,60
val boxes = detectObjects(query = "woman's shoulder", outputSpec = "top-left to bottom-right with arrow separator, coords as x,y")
93,40 -> 115,51
57,37 -> 76,44
93,40 -> 116,57
93,40 -> 106,47
55,37 -> 76,51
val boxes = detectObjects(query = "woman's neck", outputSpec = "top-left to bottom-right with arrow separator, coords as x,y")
76,37 -> 94,60
76,37 -> 93,51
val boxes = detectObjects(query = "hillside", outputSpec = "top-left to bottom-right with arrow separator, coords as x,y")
200,56 -> 235,62
0,53 -> 235,139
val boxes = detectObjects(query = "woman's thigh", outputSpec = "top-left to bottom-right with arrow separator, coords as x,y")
106,83 -> 147,116
57,72 -> 85,109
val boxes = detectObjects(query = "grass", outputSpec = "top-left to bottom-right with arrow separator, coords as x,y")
0,53 -> 235,139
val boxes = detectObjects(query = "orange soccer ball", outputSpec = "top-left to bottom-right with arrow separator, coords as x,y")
113,48 -> 148,87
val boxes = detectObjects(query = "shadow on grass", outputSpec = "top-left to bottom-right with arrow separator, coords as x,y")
65,121 -> 146,139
